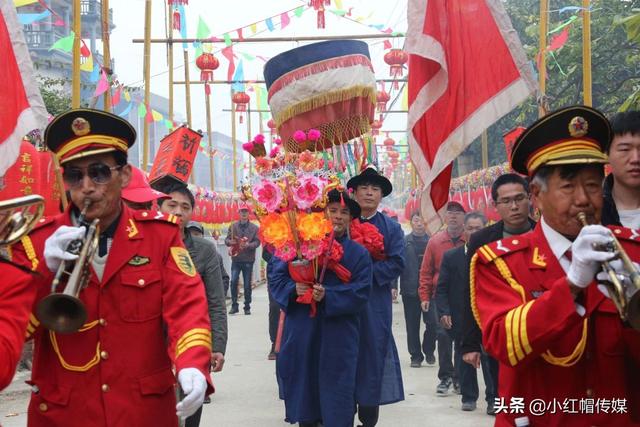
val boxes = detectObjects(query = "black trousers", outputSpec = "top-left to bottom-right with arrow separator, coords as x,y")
457,339 -> 498,404
268,285 -> 280,348
357,405 -> 379,427
401,294 -> 435,362
434,301 -> 455,382
185,406 -> 203,427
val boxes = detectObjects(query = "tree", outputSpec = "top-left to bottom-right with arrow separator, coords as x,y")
454,0 -> 640,177
37,76 -> 72,116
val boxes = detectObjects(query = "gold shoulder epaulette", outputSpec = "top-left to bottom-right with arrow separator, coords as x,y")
475,237 -> 529,264
134,210 -> 180,224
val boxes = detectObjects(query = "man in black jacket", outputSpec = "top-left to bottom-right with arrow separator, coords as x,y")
602,111 -> 640,227
399,212 -> 434,367
436,212 -> 489,412
460,173 -> 535,415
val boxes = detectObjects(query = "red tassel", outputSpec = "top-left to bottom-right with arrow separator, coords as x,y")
205,83 -> 211,96
317,9 -> 325,29
239,114 -> 244,124
173,10 -> 180,31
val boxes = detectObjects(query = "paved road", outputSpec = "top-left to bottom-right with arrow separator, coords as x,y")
0,285 -> 494,427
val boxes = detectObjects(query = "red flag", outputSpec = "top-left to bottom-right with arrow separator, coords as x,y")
221,46 -> 235,81
548,26 -> 570,52
0,2 -> 47,177
406,0 -> 535,233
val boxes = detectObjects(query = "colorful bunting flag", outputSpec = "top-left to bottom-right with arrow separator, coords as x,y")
280,12 -> 290,29
294,6 -> 305,17
250,23 -> 257,34
17,10 -> 50,25
49,31 -> 74,52
118,102 -> 133,118
138,103 -> 146,118
223,32 -> 232,46
232,60 -> 244,92
94,70 -> 109,97
265,17 -> 274,31
80,53 -> 93,72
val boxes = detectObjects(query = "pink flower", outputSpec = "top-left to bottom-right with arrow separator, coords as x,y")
301,239 -> 326,260
255,157 -> 273,173
274,138 -> 282,146
275,241 -> 297,262
254,180 -> 283,213
293,175 -> 326,209
254,134 -> 266,144
307,129 -> 321,141
293,130 -> 307,144
242,142 -> 254,152
269,146 -> 280,158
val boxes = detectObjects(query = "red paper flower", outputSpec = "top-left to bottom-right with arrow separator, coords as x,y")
350,219 -> 386,260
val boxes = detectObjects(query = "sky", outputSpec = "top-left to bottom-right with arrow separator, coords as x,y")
106,0 -> 409,141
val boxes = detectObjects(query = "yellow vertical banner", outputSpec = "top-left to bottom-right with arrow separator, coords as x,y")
401,84 -> 408,111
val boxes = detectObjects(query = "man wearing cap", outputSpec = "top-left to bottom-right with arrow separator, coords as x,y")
225,203 -> 260,315
268,189 -> 372,427
10,109 -> 213,427
121,165 -> 169,210
347,166 -> 405,427
472,106 -> 640,426
418,200 -> 466,396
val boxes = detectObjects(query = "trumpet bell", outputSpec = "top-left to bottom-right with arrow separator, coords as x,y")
36,293 -> 88,334
0,195 -> 45,246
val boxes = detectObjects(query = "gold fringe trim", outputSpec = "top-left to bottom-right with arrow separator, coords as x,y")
20,236 -> 38,271
274,85 -> 376,126
541,318 -> 588,367
49,331 -> 101,372
469,253 -> 482,329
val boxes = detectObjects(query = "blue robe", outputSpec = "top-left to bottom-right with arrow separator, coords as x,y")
269,237 -> 373,426
355,211 -> 405,406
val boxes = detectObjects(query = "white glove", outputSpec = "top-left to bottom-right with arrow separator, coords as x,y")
176,368 -> 207,419
596,259 -> 640,299
567,225 -> 616,288
43,225 -> 86,272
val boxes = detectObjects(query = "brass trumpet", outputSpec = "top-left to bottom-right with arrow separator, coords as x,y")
0,195 -> 45,246
36,199 -> 99,334
577,213 -> 640,330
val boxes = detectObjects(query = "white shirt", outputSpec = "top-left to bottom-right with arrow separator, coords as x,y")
618,209 -> 640,229
540,216 -> 585,316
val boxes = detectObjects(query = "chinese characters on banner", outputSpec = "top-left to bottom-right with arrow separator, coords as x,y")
148,126 -> 203,186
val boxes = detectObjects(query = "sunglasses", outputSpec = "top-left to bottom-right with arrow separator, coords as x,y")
63,163 -> 122,187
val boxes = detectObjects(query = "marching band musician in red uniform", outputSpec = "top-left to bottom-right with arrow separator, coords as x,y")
0,261 -> 37,390
10,109 -> 214,427
471,106 -> 640,427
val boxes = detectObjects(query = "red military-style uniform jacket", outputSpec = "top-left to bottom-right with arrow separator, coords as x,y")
11,204 -> 214,427
472,224 -> 640,427
0,262 -> 37,390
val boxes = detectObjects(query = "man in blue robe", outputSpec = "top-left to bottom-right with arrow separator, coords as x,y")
268,189 -> 373,427
347,166 -> 406,427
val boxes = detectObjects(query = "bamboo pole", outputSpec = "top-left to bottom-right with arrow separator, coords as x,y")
72,0 -> 81,108
481,130 -> 488,169
132,33 -> 405,44
101,0 -> 111,111
142,0 -> 152,170
205,90 -> 215,190
231,93 -> 238,191
582,0 -> 592,106
183,50 -> 193,126
538,0 -> 548,117
183,49 -> 195,184
247,104 -> 252,178
173,78 -> 407,85
167,6 -> 174,121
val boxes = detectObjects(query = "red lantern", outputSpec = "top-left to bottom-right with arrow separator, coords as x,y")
388,150 -> 399,159
370,119 -> 383,136
168,0 -> 188,5
384,49 -> 408,89
232,91 -> 250,124
195,52 -> 219,95
376,90 -> 390,116
383,135 -> 395,147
